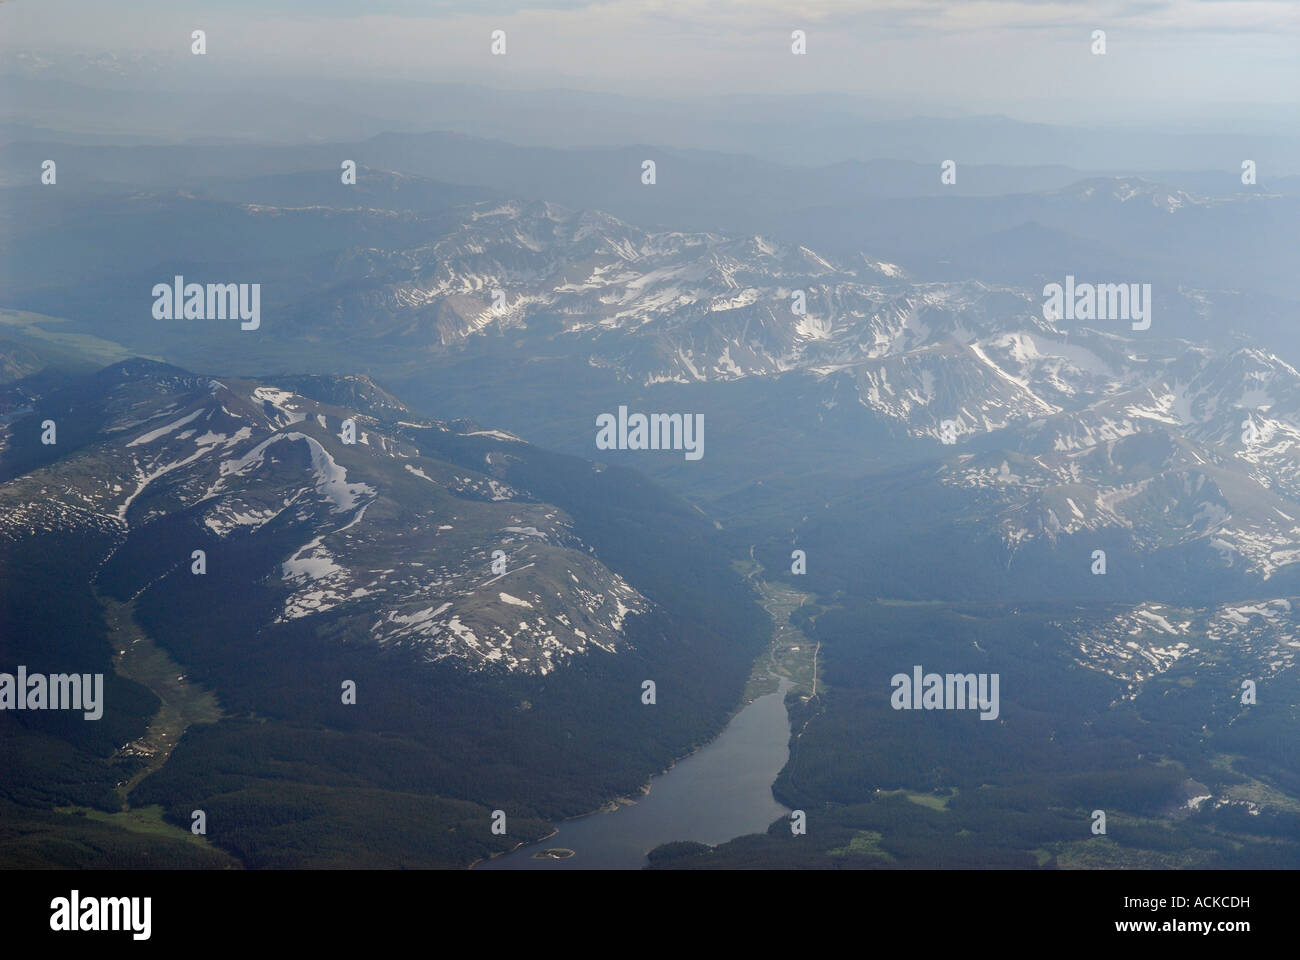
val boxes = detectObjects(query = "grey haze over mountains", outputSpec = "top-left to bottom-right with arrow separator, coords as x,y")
4,57 -> 1299,171
4,166 -> 1300,607
3,6 -> 1300,871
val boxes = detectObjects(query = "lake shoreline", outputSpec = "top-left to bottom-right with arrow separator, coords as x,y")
475,675 -> 794,869
473,557 -> 808,870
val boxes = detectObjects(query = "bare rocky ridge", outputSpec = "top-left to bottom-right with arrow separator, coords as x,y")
286,199 -> 1300,584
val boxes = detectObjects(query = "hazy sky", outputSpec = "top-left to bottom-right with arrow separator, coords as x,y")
3,0 -> 1298,123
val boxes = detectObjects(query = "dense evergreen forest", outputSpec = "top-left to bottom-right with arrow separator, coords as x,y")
649,597 -> 1300,869
1,423 -> 768,868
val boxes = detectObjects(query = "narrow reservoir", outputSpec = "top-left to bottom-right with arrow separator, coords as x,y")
478,677 -> 793,870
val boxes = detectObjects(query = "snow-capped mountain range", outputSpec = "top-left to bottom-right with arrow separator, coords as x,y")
0,361 -> 647,675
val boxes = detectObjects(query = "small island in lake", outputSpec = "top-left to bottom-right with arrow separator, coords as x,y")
531,847 -> 576,860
